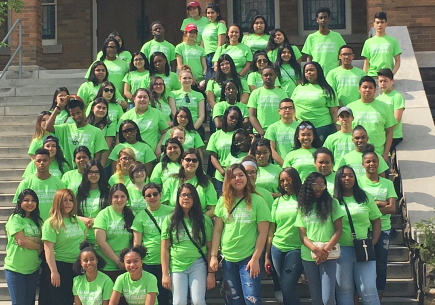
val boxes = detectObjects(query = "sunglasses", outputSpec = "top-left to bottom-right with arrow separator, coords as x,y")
145,192 -> 160,198
184,93 -> 190,104
104,88 -> 115,93
122,127 -> 136,134
298,124 -> 313,130
257,59 -> 268,63
180,193 -> 193,198
184,157 -> 198,163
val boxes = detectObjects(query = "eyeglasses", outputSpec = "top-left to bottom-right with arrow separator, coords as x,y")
298,124 -> 313,130
184,93 -> 190,104
120,157 -> 134,162
184,157 -> 198,163
234,140 -> 246,145
280,106 -> 294,111
134,58 -> 145,62
179,193 -> 193,198
177,115 -> 187,120
246,170 -> 258,176
153,82 -> 164,87
257,59 -> 268,63
122,127 -> 136,134
311,183 -> 326,190
88,170 -> 100,175
104,88 -> 115,93
145,192 -> 160,198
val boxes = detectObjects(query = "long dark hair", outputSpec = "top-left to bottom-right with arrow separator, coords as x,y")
72,241 -> 107,274
101,37 -> 120,61
86,98 -> 111,130
250,138 -> 273,165
301,61 -> 336,101
13,189 -> 42,229
168,183 -> 206,247
177,148 -> 211,188
161,138 -> 184,171
275,43 -> 302,81
108,31 -> 126,52
173,107 -> 196,132
334,165 -> 369,205
73,146 -> 92,166
76,160 -> 109,216
96,81 -> 117,104
88,61 -> 109,86
220,79 -> 241,102
149,52 -> 170,77
109,184 -> 134,233
248,15 -> 268,34
129,51 -> 149,71
230,128 -> 251,157
298,172 -> 332,222
50,87 -> 70,111
278,167 -> 302,196
251,50 -> 272,72
149,76 -> 168,112
118,120 -> 145,144
224,24 -> 243,47
221,106 -> 243,132
43,135 -> 70,175
206,3 -> 223,22
293,121 -> 322,150
266,28 -> 290,52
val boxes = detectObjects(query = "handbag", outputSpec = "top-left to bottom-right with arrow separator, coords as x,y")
343,202 -> 376,262
311,242 -> 341,260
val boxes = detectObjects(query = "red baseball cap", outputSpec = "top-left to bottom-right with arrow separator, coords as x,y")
185,23 -> 198,32
187,1 -> 200,9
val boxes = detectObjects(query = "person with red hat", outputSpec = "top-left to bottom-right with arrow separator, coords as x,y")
180,1 -> 210,46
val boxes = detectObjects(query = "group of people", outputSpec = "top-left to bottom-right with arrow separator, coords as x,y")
4,2 -> 406,305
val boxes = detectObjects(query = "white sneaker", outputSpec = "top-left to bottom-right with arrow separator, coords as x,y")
275,290 -> 283,303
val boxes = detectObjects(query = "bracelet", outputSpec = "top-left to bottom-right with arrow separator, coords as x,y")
211,255 -> 217,257
208,271 -> 216,273
55,105 -> 61,111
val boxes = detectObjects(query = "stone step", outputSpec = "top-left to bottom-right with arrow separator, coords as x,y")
15,85 -> 81,97
0,158 -> 31,169
391,214 -> 403,230
0,95 -> 53,107
0,207 -> 14,221
0,236 -> 6,251
387,262 -> 413,279
0,115 -> 37,125
391,229 -> 404,245
0,221 -> 5,235
389,246 -> 410,262
0,105 -> 49,116
0,77 -> 84,89
422,81 -> 435,95
0,169 -> 26,180
0,136 -> 32,147
0,124 -> 35,134
0,147 -> 29,158
0,181 -> 21,195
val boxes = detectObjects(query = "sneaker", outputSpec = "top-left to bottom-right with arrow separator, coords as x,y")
275,290 -> 283,303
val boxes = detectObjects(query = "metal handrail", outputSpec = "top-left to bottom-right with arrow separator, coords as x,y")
0,18 -> 22,80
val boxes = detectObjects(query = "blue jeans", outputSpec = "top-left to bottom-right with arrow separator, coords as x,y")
271,246 -> 303,305
171,258 -> 207,305
336,245 -> 380,305
205,53 -> 216,82
302,259 -> 337,305
5,269 -> 39,305
316,123 -> 337,144
222,256 -> 262,305
374,229 -> 391,293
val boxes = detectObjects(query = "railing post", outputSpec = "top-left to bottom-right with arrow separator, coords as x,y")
18,20 -> 22,79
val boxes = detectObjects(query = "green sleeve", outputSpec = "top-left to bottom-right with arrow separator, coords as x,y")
205,182 -> 218,206
131,211 -> 145,233
94,129 -> 109,153
204,216 -> 214,241
28,138 -> 42,156
212,46 -> 223,62
113,274 -> 124,293
386,179 -> 398,199
102,275 -> 114,300
254,195 -> 272,223
7,215 -> 26,236
240,78 -> 250,94
160,215 -> 172,240
294,210 -> 306,228
366,194 -> 382,220
150,163 -> 163,185
377,153 -> 389,173
109,145 -> 122,162
193,132 -> 205,148
22,161 -> 35,178
205,132 -> 218,153
93,209 -> 107,230
301,35 -> 313,56
41,220 -> 57,243
331,199 -> 345,221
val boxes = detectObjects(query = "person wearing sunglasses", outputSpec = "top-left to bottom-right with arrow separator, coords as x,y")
89,81 -> 125,124
132,183 -> 174,305
162,148 -> 217,218
247,50 -> 280,92
283,121 -> 322,182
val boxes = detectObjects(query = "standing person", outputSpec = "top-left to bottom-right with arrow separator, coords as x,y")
291,62 -> 339,142
265,168 -> 303,305
45,98 -> 109,167
118,88 -> 169,156
213,24 -> 253,77
241,15 -> 270,53
141,52 -> 181,93
91,80 -> 124,123
5,189 -> 43,305
161,183 -> 215,305
76,159 -> 110,246
149,76 -> 177,125
323,107 -> 355,167
295,172 -> 344,305
140,21 -> 176,71
176,23 -> 207,88
362,12 -> 401,76
377,68 -> 405,153
96,31 -> 132,63
108,148 -> 136,187
14,148 -> 65,221
162,148 -> 217,217
150,139 -> 184,186
359,151 -> 397,300
28,110 -> 52,159
126,161 -> 149,214
41,189 -> 87,305
201,3 -> 227,81
62,146 -> 91,194
132,183 -> 174,305
326,45 -> 366,106
110,245 -> 159,305
123,52 -> 150,103
283,121 -> 322,182
313,147 -> 336,196
247,50 -> 279,92
180,1 -> 210,45
224,129 -> 252,167
49,87 -> 73,125
334,165 -> 382,305
347,76 -> 397,160
266,29 -> 302,63
274,43 -> 302,97
265,98 -> 299,166
72,241 -> 114,305
247,66 -> 288,136
210,164 -> 271,305
302,7 -> 346,76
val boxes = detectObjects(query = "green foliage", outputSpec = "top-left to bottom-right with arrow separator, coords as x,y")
0,0 -> 24,47
414,213 -> 435,266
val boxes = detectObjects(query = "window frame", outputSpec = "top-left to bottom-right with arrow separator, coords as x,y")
42,0 -> 57,45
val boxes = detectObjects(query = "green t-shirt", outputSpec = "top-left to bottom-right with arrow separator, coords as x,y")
130,205 -> 174,265
126,184 -> 147,214
326,66 -> 366,106
77,81 -> 124,108
212,101 -> 249,119
175,42 -> 206,82
141,72 -> 181,95
161,214 -> 213,272
108,174 -> 132,188
223,152 -> 249,169
73,271 -> 113,304
23,159 -> 69,180
205,78 -> 250,103
42,216 -> 86,263
242,34 -> 270,53
109,142 -> 156,165
376,89 -> 405,139
122,70 -> 149,98
28,137 -> 44,156
358,175 -> 397,231
271,194 -> 303,251
54,123 -> 108,167
113,271 -> 159,305
85,58 -> 129,94
206,129 -> 235,181
295,199 -> 345,261
162,128 -> 204,150
325,172 -> 336,196
85,102 -> 124,127
361,34 -> 402,76
96,50 -> 132,63
150,162 -> 181,186
348,99 -> 397,154
118,108 -> 169,151
54,110 -> 74,125
61,169 -> 82,195
140,39 -> 176,62
283,148 -> 317,182
291,83 -> 338,128
180,16 -> 210,45
256,186 -> 274,211
256,163 -> 282,193
78,189 -> 104,245
264,120 -> 299,158
5,214 -> 42,274
214,194 -> 271,262
278,64 -> 300,97
267,45 -> 302,63
247,86 -> 289,132
212,44 -> 253,74
337,195 -> 382,246
247,71 -> 281,89
14,175 -> 65,221
302,30 -> 346,76
201,22 -> 227,55
336,150 -> 389,178
161,176 -> 217,212
169,89 -> 204,123
93,205 -> 133,271
323,131 -> 354,167
152,98 -> 172,122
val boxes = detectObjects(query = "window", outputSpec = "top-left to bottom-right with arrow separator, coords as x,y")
229,0 -> 279,32
42,0 -> 56,44
298,0 -> 351,36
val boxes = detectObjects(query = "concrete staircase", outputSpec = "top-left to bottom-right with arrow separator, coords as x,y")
420,67 -> 435,121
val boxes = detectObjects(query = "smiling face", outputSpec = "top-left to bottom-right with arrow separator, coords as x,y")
182,153 -> 199,174
132,169 -> 147,184
255,145 -> 270,167
93,102 -> 108,120
134,90 -> 150,112
166,142 -> 182,162
80,251 -> 98,274
176,110 -> 189,128
312,176 -> 327,198
152,79 -> 165,95
179,71 -> 193,87
304,64 -> 318,84
75,151 -> 90,171
119,153 -> 134,172
87,165 -> 100,185
111,190 -> 128,209
352,129 -> 368,151
21,194 -> 37,216
234,132 -> 250,153
94,65 -> 107,83
341,167 -> 356,191
121,123 -> 138,144
228,26 -> 240,44
179,187 -> 194,211
69,106 -> 86,126
298,127 -> 314,149
206,8 -> 218,22
315,153 -> 333,176
280,47 -> 292,63
253,17 -> 266,34
144,187 -> 161,207
133,54 -> 145,70
124,251 -> 143,277
363,153 -> 379,175
219,59 -> 231,76
188,6 -> 199,17
256,55 -> 268,71
106,41 -> 118,60
171,129 -> 185,145
62,194 -> 74,216
279,171 -> 293,194
274,31 -> 285,45
231,168 -> 248,192
43,141 -> 57,159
